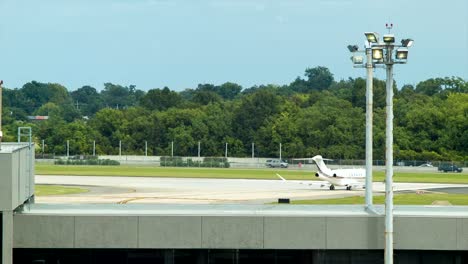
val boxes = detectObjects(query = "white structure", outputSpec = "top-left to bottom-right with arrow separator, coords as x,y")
0,143 -> 35,264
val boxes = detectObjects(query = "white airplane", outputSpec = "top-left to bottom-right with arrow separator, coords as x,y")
310,155 -> 365,190
277,155 -> 366,191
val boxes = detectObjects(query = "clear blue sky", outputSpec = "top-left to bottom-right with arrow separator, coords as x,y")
1,0 -> 467,91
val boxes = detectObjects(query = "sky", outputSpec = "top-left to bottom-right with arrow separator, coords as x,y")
0,0 -> 467,91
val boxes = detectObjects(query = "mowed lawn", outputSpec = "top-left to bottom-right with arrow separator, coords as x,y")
291,193 -> 468,205
35,163 -> 468,184
35,164 -> 312,180
35,184 -> 89,196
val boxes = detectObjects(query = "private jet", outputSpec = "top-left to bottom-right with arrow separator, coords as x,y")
311,155 -> 365,190
277,155 -> 366,191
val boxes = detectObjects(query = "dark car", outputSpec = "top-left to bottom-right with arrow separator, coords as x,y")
438,164 -> 463,173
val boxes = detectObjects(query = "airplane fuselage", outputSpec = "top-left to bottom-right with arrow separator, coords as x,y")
312,155 -> 365,190
315,169 -> 365,187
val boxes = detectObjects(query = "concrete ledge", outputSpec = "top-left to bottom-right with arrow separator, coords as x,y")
139,216 -> 202,248
201,216 -> 263,249
326,216 -> 384,249
12,204 -> 468,250
457,219 -> 468,250
14,215 -> 74,248
395,217 -> 457,250
264,217 -> 326,249
74,216 -> 138,248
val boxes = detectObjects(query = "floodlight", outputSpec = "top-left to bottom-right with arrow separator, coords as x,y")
401,38 -> 414,47
372,47 -> 384,60
347,45 -> 359,52
395,48 -> 408,60
365,32 -> 379,43
383,34 -> 395,43
351,55 -> 364,64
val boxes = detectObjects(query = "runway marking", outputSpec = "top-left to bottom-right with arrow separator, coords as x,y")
276,173 -> 287,181
116,196 -> 248,204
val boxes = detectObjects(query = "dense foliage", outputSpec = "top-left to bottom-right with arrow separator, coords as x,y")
2,68 -> 467,161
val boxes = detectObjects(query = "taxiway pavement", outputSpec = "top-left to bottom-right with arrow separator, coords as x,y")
35,175 -> 468,204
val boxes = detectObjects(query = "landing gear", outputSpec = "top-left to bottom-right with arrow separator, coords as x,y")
329,185 -> 335,190
346,186 -> 352,191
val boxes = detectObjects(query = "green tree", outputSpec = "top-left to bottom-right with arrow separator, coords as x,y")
233,89 -> 281,148
304,66 -> 334,91
70,86 -> 104,116
140,87 -> 182,111
101,83 -> 142,109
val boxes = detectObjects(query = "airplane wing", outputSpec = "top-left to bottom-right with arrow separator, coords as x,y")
292,158 -> 334,161
275,173 -> 331,189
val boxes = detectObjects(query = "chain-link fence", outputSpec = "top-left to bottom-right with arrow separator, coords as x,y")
36,153 -> 468,170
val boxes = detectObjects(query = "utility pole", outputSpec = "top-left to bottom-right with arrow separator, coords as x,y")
66,140 -> 70,158
252,143 -> 254,159
365,46 -> 374,206
279,143 -> 282,161
351,27 -> 413,264
384,53 -> 395,264
145,141 -> 148,157
198,141 -> 201,158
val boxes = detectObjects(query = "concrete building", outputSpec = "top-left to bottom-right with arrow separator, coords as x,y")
2,142 -> 468,263
1,143 -> 35,264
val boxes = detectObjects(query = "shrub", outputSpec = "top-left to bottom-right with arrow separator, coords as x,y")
54,158 -> 120,166
160,156 -> 230,168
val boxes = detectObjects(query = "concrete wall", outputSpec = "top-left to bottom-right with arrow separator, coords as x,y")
13,213 -> 468,250
0,143 -> 35,211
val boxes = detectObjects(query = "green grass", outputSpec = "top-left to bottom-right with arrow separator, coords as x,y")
291,193 -> 468,205
372,170 -> 468,184
35,163 -> 468,184
35,164 -> 312,180
35,184 -> 89,196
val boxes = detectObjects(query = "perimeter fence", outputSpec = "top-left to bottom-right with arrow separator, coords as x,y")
36,154 -> 468,170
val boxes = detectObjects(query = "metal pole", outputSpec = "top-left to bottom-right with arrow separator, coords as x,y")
42,139 -> 45,157
384,56 -> 394,264
93,140 -> 96,156
198,141 -> 200,158
365,47 -> 374,206
171,141 -> 174,157
279,143 -> 282,161
225,143 -> 228,158
145,141 -> 148,157
67,140 -> 70,158
252,142 -> 254,159
119,140 -> 122,156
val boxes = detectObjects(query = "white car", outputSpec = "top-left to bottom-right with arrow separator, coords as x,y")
265,159 -> 288,168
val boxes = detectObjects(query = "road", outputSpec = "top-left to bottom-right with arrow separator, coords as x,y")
34,175 -> 468,204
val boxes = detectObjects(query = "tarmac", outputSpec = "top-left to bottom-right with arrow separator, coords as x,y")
35,175 -> 468,204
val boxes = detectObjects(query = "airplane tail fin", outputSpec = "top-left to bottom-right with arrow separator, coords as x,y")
311,155 -> 333,175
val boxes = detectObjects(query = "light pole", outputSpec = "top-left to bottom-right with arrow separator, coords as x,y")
350,25 -> 413,264
348,43 -> 375,207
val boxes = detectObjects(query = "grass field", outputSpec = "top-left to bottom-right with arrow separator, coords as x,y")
35,164 -> 468,184
291,193 -> 468,205
35,184 -> 89,196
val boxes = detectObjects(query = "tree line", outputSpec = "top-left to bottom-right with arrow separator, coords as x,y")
2,66 -> 467,161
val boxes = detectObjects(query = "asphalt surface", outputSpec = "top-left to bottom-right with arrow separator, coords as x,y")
35,175 -> 468,204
